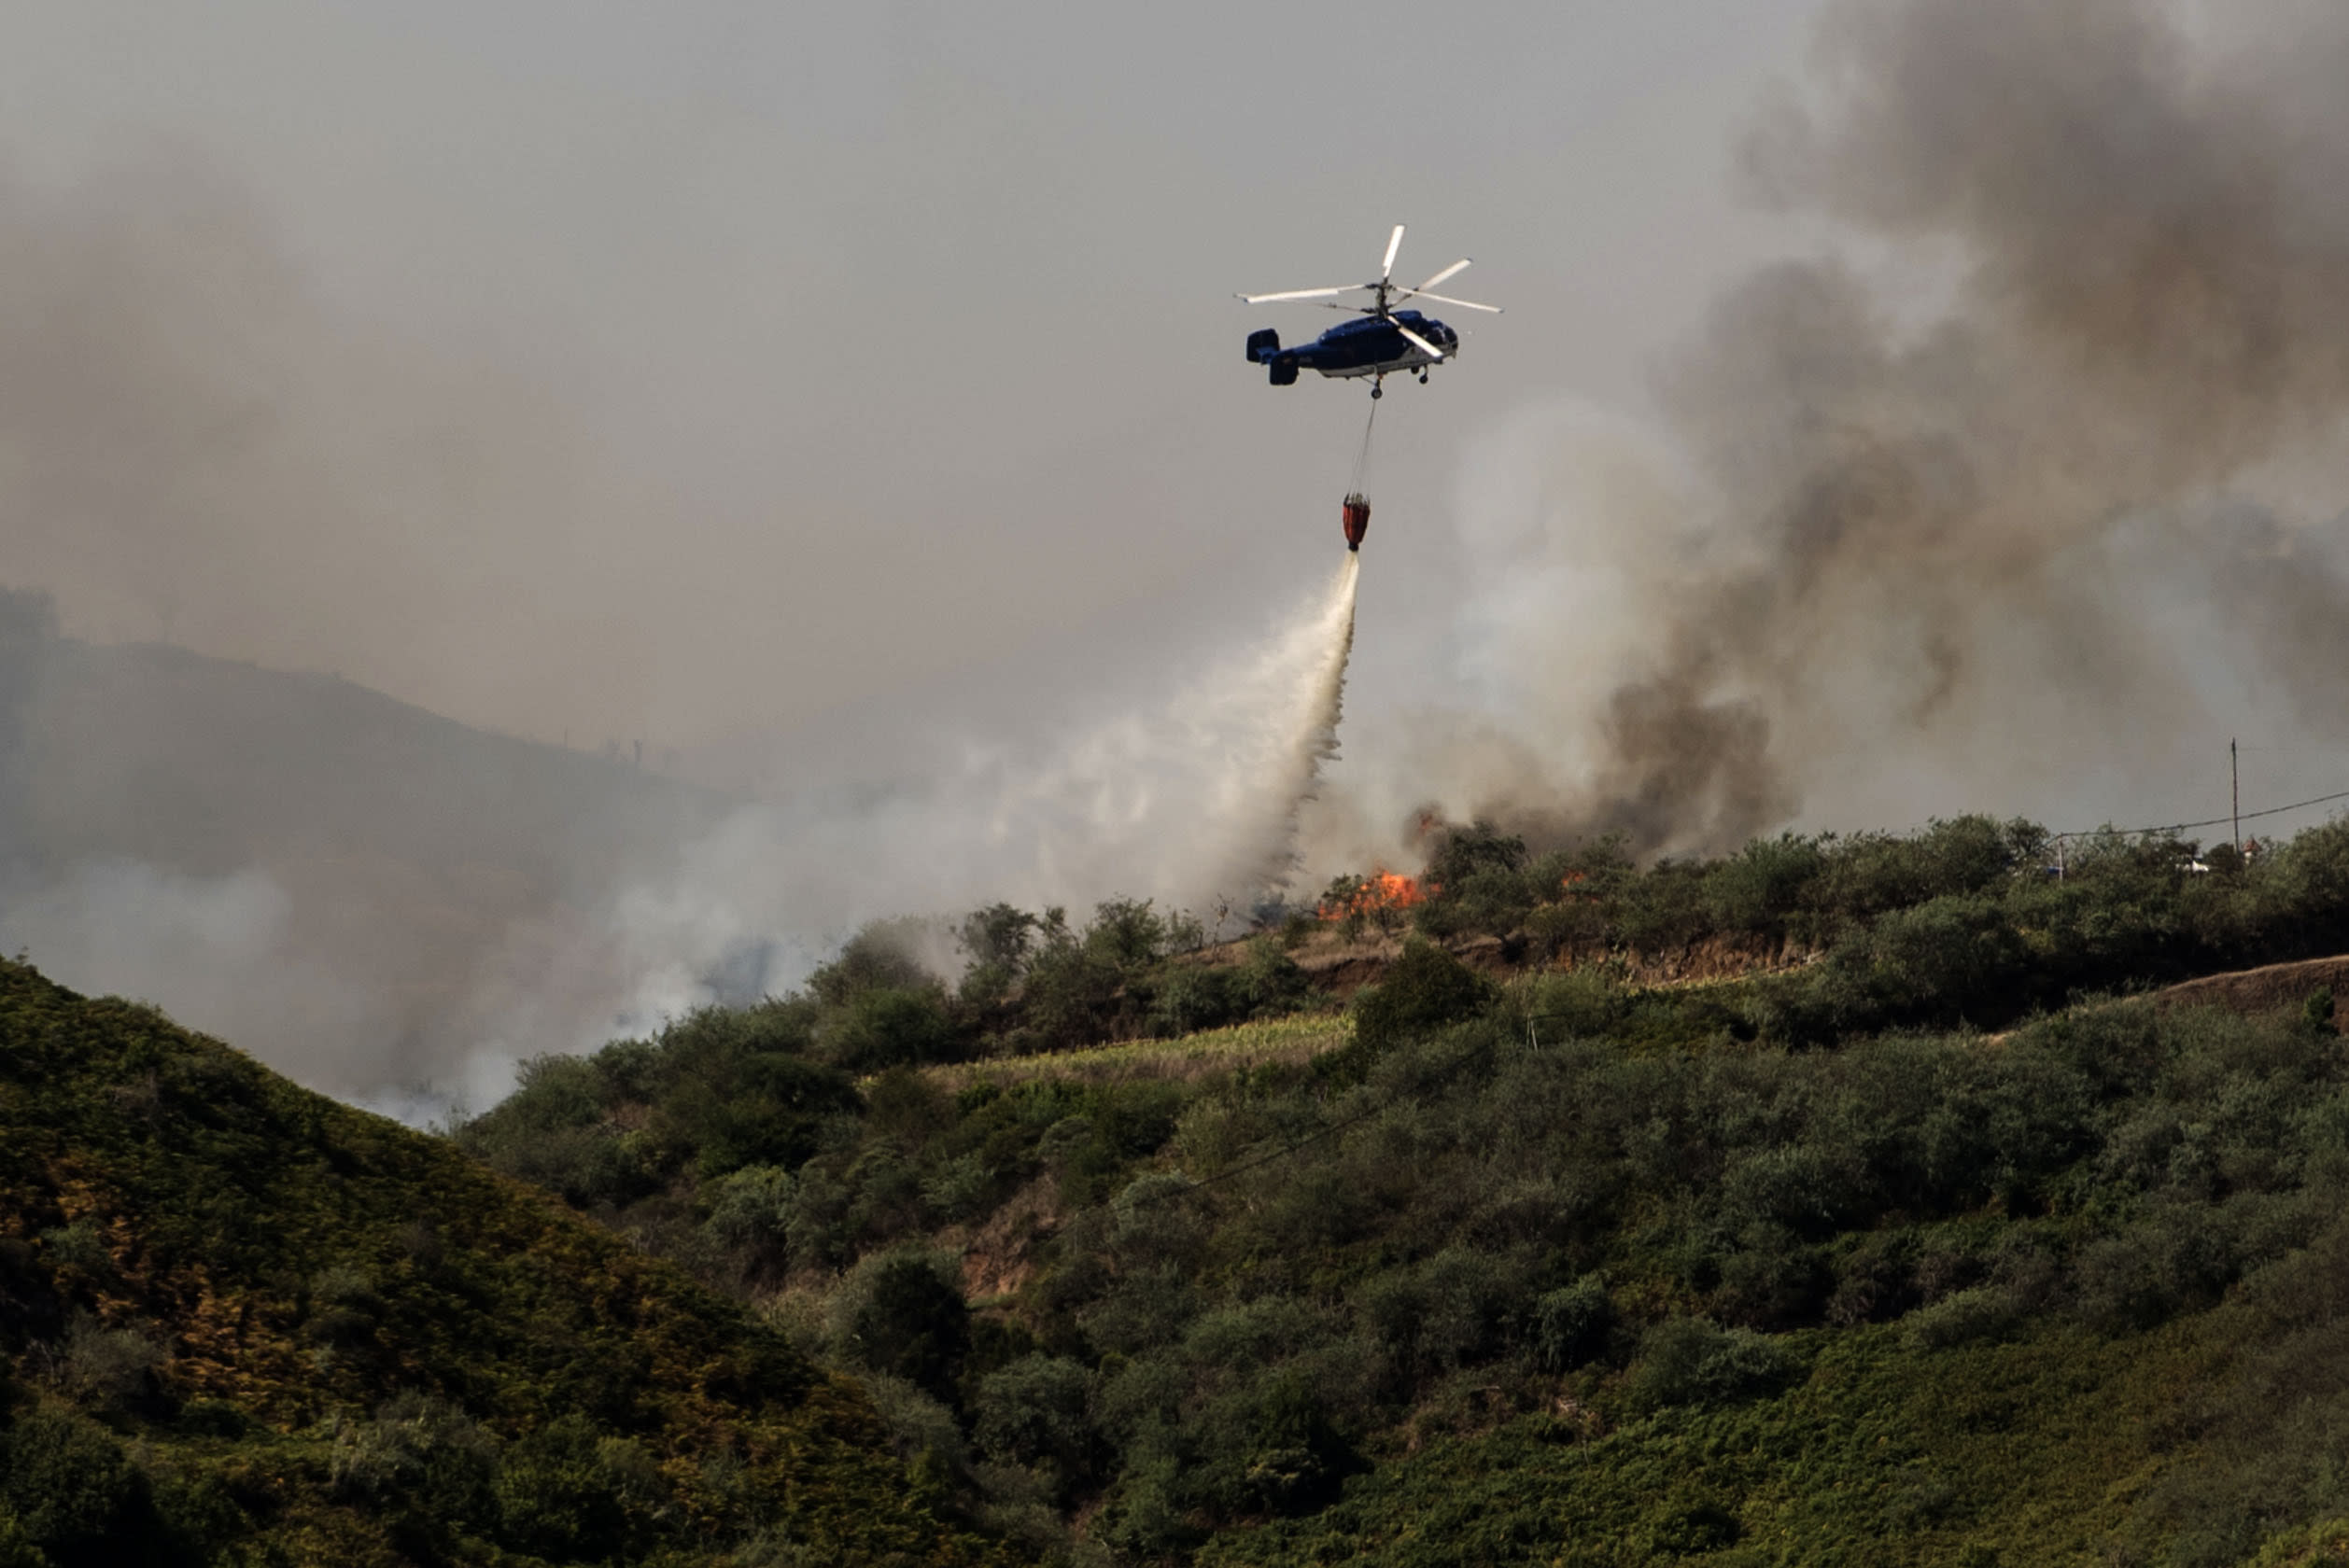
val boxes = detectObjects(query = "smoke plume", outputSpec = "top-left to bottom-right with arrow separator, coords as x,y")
1323,0 -> 2349,861
577,553 -> 1361,1040
21,0 -> 2349,1111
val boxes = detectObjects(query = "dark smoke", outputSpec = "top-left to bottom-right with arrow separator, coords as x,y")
1400,0 -> 2349,859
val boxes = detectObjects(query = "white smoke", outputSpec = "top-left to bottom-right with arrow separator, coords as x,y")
436,553 -> 1362,1105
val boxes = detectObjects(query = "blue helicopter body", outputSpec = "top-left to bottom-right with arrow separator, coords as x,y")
1245,310 -> 1460,386
1237,227 -> 1497,399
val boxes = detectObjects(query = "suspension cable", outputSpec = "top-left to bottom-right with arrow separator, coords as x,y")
1348,398 -> 1379,494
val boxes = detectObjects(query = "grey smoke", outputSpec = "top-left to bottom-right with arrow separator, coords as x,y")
17,0 -> 2349,1111
1326,0 -> 2349,861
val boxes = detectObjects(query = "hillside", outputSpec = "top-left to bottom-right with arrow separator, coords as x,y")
451,815 -> 2349,1565
0,587 -> 735,1096
0,957 -> 1020,1567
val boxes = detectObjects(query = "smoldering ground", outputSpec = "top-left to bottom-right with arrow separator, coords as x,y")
1303,0 -> 2349,865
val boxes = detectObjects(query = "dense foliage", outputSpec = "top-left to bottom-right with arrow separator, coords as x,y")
455,815 -> 2349,1564
0,958 -> 1020,1566
28,810 -> 2349,1563
1404,814 -> 2349,1038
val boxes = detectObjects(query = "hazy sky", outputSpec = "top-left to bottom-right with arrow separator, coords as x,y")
0,0 -> 1821,756
19,0 -> 2349,1109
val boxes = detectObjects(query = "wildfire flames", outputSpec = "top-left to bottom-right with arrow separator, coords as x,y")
1320,871 -> 1428,921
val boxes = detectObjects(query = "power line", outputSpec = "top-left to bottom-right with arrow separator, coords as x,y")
2053,784 -> 2349,842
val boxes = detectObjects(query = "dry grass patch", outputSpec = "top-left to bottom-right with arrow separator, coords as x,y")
925,1012 -> 1353,1089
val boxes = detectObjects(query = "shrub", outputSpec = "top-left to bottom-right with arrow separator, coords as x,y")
1625,1318 -> 1797,1411
1146,966 -> 1243,1038
973,1354 -> 1096,1486
331,1393 -> 499,1531
0,1407 -> 157,1568
1701,833 -> 1828,942
832,1249 -> 971,1402
1085,898 -> 1182,968
1020,944 -> 1126,1050
488,1053 -> 608,1134
0,1507 -> 40,1568
807,922 -> 937,1007
1525,970 -> 1631,1043
493,1416 -> 663,1562
1186,1366 -> 1357,1518
1639,1486 -> 1743,1557
2074,1205 -> 2239,1332
1352,942 -> 1491,1053
1839,893 -> 2031,1020
852,1372 -> 974,1504
50,1313 -> 162,1413
701,1164 -> 798,1281
823,987 -> 958,1073
959,903 -> 1042,1004
1903,1285 -> 2018,1351
1426,820 -> 1529,891
1712,1225 -> 1835,1330
1531,1274 -> 1614,1372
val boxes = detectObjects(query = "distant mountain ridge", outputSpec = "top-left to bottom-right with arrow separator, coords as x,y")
0,586 -> 736,1099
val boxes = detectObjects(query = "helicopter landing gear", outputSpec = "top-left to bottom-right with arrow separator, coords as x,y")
1418,371 -> 1429,384
1371,376 -> 1384,400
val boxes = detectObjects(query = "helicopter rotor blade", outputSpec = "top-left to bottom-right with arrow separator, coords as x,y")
1394,288 -> 1502,315
1408,259 -> 1472,295
1382,224 -> 1404,282
1237,285 -> 1367,304
1391,320 -> 1447,361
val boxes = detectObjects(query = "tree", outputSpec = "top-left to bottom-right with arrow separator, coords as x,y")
1352,941 -> 1492,1051
1426,819 -> 1528,892
836,1251 -> 971,1403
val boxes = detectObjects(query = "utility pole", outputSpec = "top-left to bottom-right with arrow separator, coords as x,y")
2231,737 -> 2242,854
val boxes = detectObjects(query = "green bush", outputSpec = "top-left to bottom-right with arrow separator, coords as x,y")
807,922 -> 937,1007
1701,833 -> 1828,942
1185,1366 -> 1357,1519
701,1163 -> 798,1281
973,1354 -> 1096,1489
1625,1318 -> 1798,1411
1351,941 -> 1491,1053
1904,1285 -> 2018,1351
823,987 -> 959,1073
1425,820 -> 1529,892
1020,944 -> 1126,1050
1360,1247 -> 1523,1377
1145,941 -> 1310,1037
0,1507 -> 42,1568
493,1415 -> 662,1562
958,903 -> 1041,1005
1530,1274 -> 1613,1372
53,1313 -> 162,1413
833,1250 -> 971,1403
0,1408 -> 157,1568
331,1393 -> 499,1534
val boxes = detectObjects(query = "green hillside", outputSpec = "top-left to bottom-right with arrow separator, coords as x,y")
454,817 -> 2349,1565
0,957 -> 1020,1567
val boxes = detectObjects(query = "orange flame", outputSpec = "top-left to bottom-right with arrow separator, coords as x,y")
1320,870 -> 1428,921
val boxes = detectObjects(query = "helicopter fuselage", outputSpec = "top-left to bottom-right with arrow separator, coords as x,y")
1245,310 -> 1458,385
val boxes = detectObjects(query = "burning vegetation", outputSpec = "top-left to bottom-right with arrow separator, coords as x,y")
1317,870 -> 1428,925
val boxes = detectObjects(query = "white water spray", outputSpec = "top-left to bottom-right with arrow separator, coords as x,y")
421,550 -> 1367,1103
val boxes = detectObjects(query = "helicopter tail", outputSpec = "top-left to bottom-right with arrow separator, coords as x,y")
1245,328 -> 1280,364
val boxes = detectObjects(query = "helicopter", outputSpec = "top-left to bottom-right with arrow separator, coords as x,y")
1238,225 -> 1500,399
